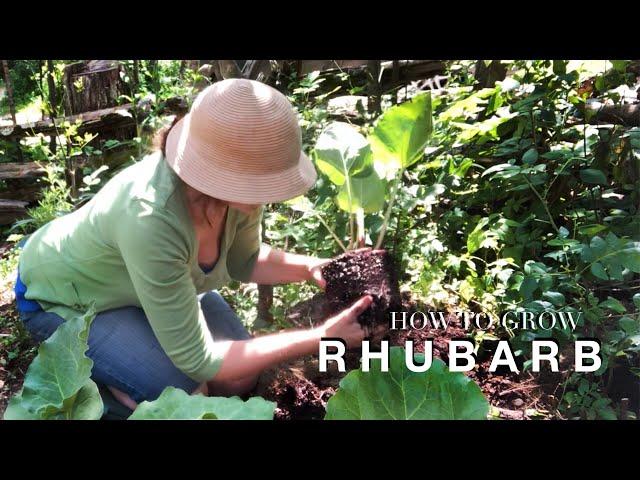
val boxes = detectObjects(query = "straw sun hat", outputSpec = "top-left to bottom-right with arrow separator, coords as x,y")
165,78 -> 317,204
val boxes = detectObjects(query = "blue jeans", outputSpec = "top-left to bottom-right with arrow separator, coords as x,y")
18,291 -> 251,403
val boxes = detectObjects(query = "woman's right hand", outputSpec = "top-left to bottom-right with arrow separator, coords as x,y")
317,295 -> 374,348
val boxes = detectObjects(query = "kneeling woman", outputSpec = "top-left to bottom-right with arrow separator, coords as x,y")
15,79 -> 372,410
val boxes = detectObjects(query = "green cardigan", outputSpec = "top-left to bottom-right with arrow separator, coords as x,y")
18,152 -> 262,382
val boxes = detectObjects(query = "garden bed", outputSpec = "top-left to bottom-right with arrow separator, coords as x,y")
253,291 -> 564,420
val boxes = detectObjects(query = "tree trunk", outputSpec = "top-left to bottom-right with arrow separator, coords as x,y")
63,60 -> 126,115
147,60 -> 159,96
1,60 -> 17,125
46,60 -> 58,118
188,60 -> 199,72
257,284 -> 274,326
216,60 -> 242,79
391,60 -> 400,105
257,213 -> 274,325
46,60 -> 57,155
474,60 -> 507,89
38,59 -> 45,120
367,60 -> 381,115
132,60 -> 139,92
1,59 -> 22,161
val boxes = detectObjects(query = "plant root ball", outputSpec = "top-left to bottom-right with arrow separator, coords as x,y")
321,250 -> 401,332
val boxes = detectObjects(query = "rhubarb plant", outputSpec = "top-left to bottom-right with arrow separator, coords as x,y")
4,307 -> 277,421
306,92 -> 433,250
3,307 -> 104,420
324,346 -> 489,420
129,387 -> 276,420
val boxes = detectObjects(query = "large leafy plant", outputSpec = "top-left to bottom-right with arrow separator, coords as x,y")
4,308 -> 103,420
4,308 -> 276,421
325,346 -> 489,420
129,387 -> 275,420
304,92 -> 433,250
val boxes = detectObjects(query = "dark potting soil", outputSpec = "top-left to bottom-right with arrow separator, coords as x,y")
254,353 -> 361,420
321,250 -> 401,332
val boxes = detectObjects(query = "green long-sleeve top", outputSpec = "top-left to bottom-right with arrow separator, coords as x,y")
18,151 -> 262,382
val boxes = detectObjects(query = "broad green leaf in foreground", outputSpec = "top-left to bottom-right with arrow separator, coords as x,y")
369,92 -> 433,178
312,122 -> 372,186
129,387 -> 276,420
325,347 -> 489,420
4,308 -> 103,420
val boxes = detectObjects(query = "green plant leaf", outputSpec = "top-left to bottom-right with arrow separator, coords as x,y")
519,276 -> 539,300
335,171 -> 385,214
553,60 -> 567,76
622,242 -> 640,273
128,387 -> 276,420
619,317 -> 639,335
481,163 -> 521,178
324,347 -> 489,420
543,291 -> 566,306
633,293 -> 640,309
597,407 -> 618,420
611,60 -> 628,72
590,262 -> 609,280
580,168 -> 607,185
284,195 -> 314,213
313,122 -> 371,186
599,296 -> 626,314
369,92 -> 433,177
522,148 -> 539,165
578,224 -> 608,237
440,88 -> 496,121
4,308 -> 103,420
466,217 -> 489,254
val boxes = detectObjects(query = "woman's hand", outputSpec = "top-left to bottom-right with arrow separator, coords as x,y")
316,295 -> 374,348
306,247 -> 385,290
307,257 -> 332,289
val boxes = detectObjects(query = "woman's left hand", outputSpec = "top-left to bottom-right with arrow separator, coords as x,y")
306,248 -> 381,290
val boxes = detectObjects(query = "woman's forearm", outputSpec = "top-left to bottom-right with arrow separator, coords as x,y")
212,327 -> 323,382
210,293 -> 374,383
249,245 -> 316,285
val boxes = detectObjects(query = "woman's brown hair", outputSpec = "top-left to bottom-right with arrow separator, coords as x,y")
155,111 -> 228,228
154,112 -> 187,156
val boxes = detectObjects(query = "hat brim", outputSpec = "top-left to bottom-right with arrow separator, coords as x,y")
165,115 -> 317,204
